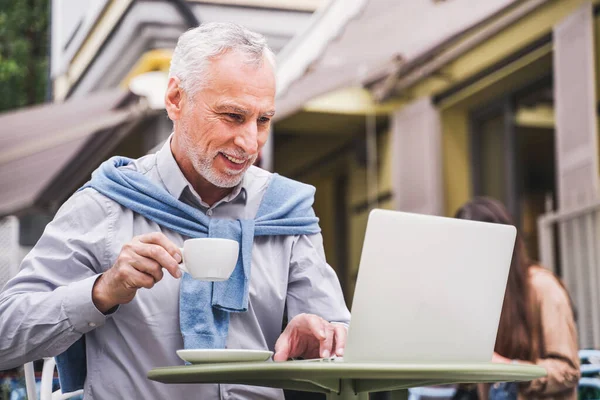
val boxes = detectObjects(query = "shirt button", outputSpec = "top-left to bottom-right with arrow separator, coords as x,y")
88,322 -> 97,327
206,209 -> 213,216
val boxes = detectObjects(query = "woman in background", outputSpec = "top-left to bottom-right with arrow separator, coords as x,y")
454,197 -> 580,400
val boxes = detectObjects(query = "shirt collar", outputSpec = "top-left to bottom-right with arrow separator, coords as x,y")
155,134 -> 247,206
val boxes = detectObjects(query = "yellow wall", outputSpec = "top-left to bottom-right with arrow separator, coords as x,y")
120,49 -> 172,88
346,130 -> 393,304
273,124 -> 393,304
440,109 -> 471,216
396,1 -> 596,218
416,4 -> 600,237
346,132 -> 392,209
407,0 -> 596,101
309,175 -> 337,267
274,135 -> 345,246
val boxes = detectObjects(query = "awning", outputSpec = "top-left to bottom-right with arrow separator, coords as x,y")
0,89 -> 148,217
275,0 -> 519,121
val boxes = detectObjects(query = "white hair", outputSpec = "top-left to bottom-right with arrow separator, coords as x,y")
168,22 -> 276,96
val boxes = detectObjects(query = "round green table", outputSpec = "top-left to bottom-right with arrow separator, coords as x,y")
147,361 -> 546,399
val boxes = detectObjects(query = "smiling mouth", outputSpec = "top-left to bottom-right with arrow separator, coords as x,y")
220,152 -> 246,165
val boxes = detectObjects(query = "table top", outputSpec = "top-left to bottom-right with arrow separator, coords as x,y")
147,361 -> 547,394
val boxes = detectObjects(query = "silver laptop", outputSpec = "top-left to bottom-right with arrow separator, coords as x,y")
336,209 -> 516,363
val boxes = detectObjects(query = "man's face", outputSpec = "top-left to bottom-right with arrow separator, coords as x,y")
177,51 -> 276,188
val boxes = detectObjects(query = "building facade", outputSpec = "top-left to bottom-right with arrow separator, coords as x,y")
274,0 -> 600,348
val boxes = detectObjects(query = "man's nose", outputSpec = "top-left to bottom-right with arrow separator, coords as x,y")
234,123 -> 259,155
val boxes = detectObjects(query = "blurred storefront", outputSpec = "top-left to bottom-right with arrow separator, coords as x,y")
273,0 -> 600,348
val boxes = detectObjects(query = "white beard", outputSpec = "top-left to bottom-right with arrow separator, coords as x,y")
179,128 -> 256,188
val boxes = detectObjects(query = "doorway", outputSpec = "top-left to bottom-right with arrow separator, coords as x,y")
469,78 -> 556,260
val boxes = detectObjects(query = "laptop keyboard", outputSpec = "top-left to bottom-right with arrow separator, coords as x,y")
291,356 -> 344,362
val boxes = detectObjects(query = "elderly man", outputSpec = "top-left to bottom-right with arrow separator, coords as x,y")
0,23 -> 350,399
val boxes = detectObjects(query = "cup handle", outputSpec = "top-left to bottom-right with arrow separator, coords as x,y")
178,248 -> 189,275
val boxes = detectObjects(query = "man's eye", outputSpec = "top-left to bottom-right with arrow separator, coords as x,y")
258,117 -> 271,124
227,113 -> 243,122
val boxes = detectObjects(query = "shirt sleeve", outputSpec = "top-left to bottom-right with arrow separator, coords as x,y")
0,188 -> 116,369
521,271 -> 580,396
285,233 -> 351,325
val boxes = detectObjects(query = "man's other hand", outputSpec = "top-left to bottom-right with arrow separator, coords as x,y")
273,313 -> 347,361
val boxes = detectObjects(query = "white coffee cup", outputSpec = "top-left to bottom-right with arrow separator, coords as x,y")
178,238 -> 239,281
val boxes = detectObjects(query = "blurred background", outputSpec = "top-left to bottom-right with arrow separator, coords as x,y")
1,0 -> 600,398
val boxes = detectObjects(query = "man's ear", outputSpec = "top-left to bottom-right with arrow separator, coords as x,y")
165,77 -> 184,121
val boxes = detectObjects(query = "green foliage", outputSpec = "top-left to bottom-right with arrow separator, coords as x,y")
0,0 -> 49,112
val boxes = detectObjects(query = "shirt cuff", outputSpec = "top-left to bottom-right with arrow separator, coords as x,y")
62,274 -> 111,334
331,321 -> 349,329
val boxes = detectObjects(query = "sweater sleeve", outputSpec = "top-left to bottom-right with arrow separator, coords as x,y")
521,268 -> 580,396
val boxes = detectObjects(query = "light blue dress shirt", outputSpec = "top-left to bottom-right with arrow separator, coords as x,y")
0,139 -> 351,399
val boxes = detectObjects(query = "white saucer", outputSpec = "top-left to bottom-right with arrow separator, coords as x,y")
177,349 -> 274,364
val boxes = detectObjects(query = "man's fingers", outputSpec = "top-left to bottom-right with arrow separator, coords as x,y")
138,232 -> 181,258
274,314 -> 342,361
133,242 -> 181,279
301,314 -> 336,358
305,315 -> 327,341
273,334 -> 291,362
319,323 -> 334,358
137,233 -> 183,276
332,324 -> 347,356
130,254 -> 164,283
124,267 -> 157,290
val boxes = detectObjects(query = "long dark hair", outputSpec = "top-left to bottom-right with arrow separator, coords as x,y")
454,197 -> 539,361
